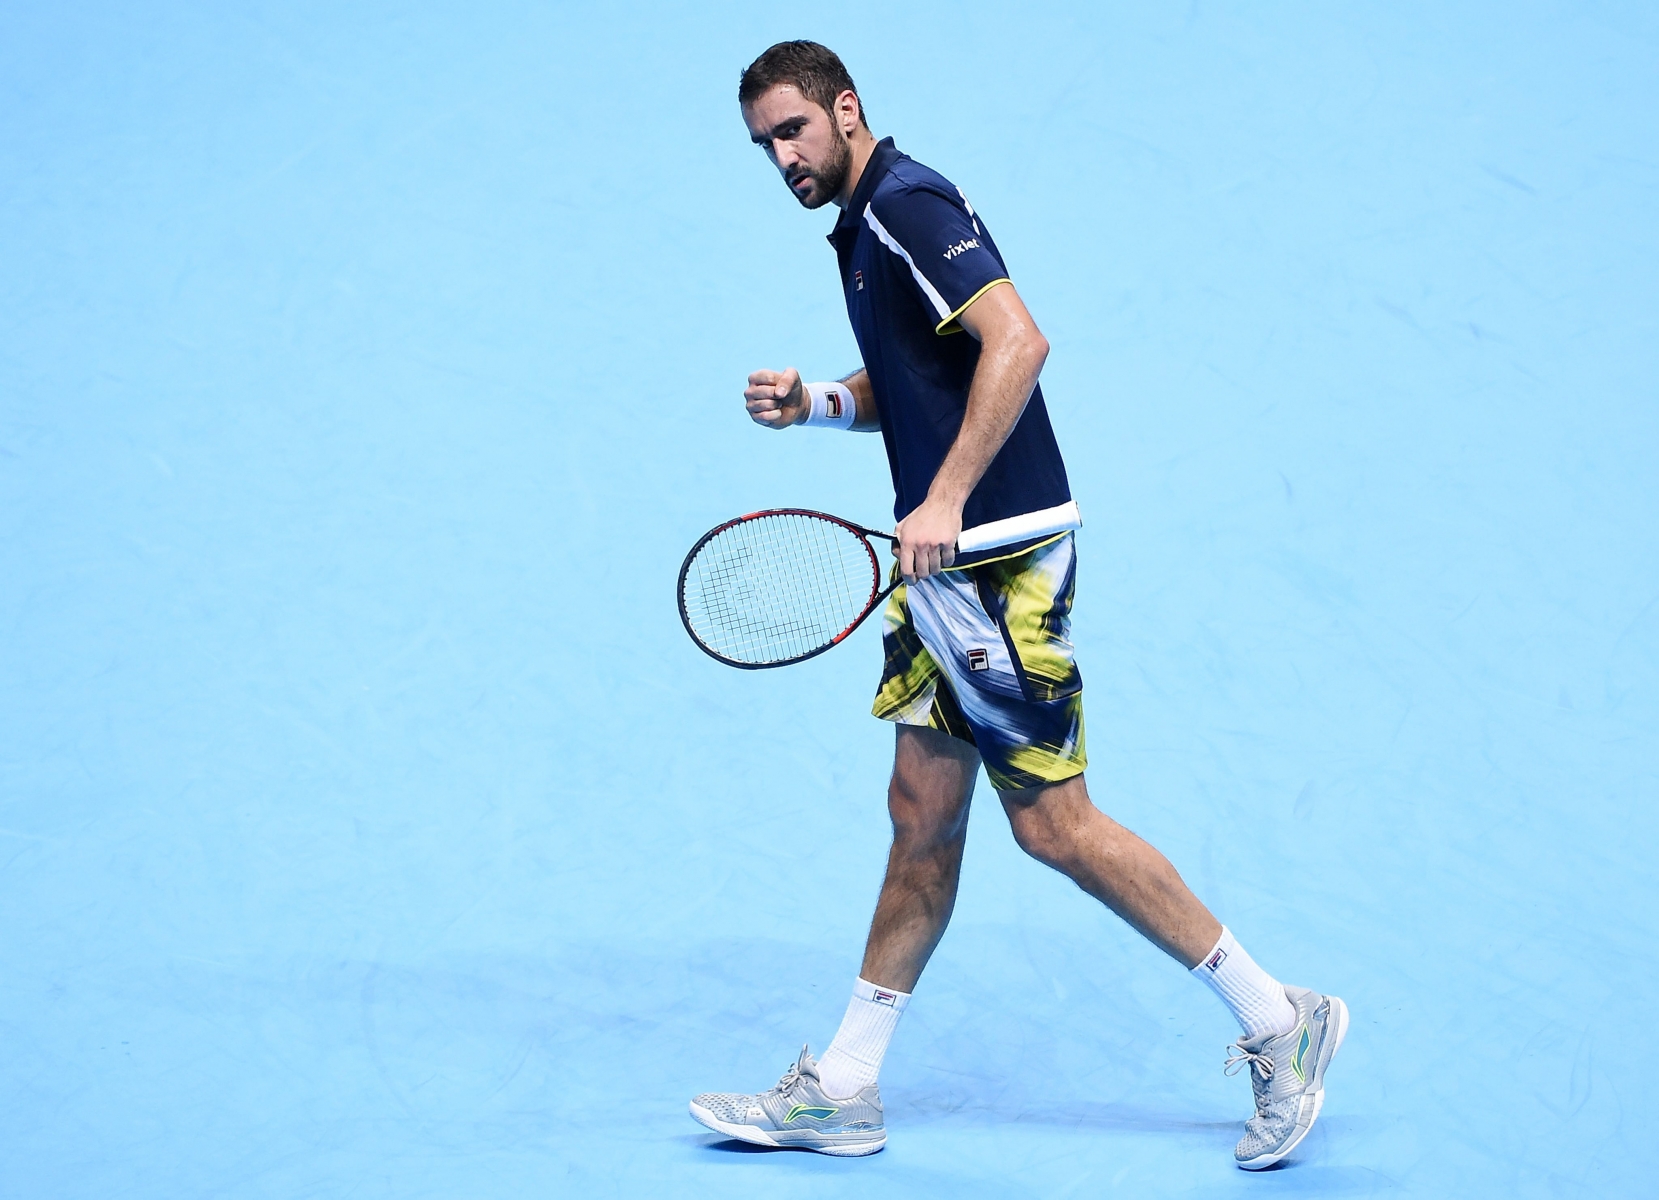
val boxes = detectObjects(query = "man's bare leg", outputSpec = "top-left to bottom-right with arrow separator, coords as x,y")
807,725 -> 977,1101
998,773 -> 1220,968
858,724 -> 981,992
993,775 -> 1349,1170
689,729 -> 974,1152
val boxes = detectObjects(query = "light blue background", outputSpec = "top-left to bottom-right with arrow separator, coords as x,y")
2,3 -> 1655,1196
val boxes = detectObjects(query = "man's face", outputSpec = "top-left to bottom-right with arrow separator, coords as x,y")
742,84 -> 852,210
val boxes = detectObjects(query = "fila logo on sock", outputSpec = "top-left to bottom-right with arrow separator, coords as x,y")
967,648 -> 990,671
1205,948 -> 1228,972
825,390 -> 843,419
872,989 -> 898,1006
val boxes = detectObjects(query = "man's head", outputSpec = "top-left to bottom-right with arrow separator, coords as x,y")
739,41 -> 871,210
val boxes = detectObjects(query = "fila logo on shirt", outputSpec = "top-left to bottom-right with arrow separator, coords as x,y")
1205,948 -> 1228,972
967,648 -> 990,672
854,269 -> 864,290
825,390 -> 844,418
872,989 -> 898,1006
942,238 -> 981,260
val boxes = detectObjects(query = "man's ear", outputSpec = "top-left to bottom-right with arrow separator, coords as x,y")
836,89 -> 862,136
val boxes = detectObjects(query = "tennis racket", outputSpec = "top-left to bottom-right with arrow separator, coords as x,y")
677,508 -> 898,669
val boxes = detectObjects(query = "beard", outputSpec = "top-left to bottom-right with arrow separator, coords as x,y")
785,132 -> 852,210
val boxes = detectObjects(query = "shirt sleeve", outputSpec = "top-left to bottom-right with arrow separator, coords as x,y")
864,184 -> 1012,334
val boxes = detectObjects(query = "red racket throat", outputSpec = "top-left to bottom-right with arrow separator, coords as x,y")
676,509 -> 896,669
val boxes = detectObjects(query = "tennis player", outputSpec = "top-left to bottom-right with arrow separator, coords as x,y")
690,41 -> 1347,1169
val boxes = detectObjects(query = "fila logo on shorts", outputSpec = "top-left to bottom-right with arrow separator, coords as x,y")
1205,947 -> 1228,972
872,989 -> 898,1006
967,648 -> 990,671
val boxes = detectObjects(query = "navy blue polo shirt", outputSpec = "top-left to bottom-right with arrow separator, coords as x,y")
828,138 -> 1074,559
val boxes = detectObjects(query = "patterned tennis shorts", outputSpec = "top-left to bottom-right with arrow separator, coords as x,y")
872,533 -> 1086,792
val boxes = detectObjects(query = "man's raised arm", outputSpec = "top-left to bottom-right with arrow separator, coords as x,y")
893,282 -> 1049,581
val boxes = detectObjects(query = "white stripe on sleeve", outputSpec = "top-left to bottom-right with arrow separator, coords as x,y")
863,204 -> 951,321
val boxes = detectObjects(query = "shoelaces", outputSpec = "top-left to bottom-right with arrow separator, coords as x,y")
765,1051 -> 809,1099
1224,1042 -> 1275,1081
1224,1041 -> 1277,1120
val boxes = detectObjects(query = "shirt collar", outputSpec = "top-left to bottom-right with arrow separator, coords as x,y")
830,137 -> 901,241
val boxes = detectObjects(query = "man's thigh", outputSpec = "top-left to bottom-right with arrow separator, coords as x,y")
889,725 -> 980,838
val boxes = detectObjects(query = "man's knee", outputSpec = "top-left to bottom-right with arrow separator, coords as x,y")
1005,801 -> 1065,865
887,769 -> 970,851
887,725 -> 977,850
1001,775 -> 1092,867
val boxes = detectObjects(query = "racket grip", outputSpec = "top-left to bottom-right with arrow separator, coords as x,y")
956,500 -> 1082,554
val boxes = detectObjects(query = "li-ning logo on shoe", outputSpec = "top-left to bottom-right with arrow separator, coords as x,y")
1290,1025 -> 1311,1083
854,270 -> 864,290
1204,948 -> 1228,972
967,648 -> 990,672
872,989 -> 898,1006
943,238 -> 981,260
825,390 -> 843,419
784,1104 -> 838,1124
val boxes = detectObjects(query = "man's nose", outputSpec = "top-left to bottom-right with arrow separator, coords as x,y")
771,140 -> 801,169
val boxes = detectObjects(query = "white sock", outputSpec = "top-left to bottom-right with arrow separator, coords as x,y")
816,977 -> 910,1098
1192,927 -> 1296,1042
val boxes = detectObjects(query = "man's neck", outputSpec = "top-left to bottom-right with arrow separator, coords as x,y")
834,131 -> 880,210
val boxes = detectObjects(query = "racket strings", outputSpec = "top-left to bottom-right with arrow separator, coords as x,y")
682,513 -> 880,665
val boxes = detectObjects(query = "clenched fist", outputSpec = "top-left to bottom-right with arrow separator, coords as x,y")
745,368 -> 807,429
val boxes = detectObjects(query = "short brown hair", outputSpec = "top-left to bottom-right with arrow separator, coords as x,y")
739,41 -> 869,129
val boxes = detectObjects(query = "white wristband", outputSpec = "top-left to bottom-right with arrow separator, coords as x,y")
800,381 -> 858,430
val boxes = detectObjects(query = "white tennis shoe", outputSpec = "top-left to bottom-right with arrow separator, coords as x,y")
1226,985 -> 1350,1169
690,1046 -> 885,1156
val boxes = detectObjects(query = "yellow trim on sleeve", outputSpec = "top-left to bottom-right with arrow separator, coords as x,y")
934,277 -> 1013,335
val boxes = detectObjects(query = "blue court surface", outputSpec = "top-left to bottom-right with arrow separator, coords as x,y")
3,3 -> 1656,1197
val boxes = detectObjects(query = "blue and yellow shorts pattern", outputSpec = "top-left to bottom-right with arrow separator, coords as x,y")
872,533 -> 1085,792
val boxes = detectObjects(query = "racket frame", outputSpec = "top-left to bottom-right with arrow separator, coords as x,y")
676,508 -> 898,670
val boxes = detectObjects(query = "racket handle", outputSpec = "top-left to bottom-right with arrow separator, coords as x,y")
956,500 -> 1081,554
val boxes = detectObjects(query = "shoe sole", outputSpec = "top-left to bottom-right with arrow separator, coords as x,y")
1237,994 -> 1349,1171
688,1101 -> 886,1157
